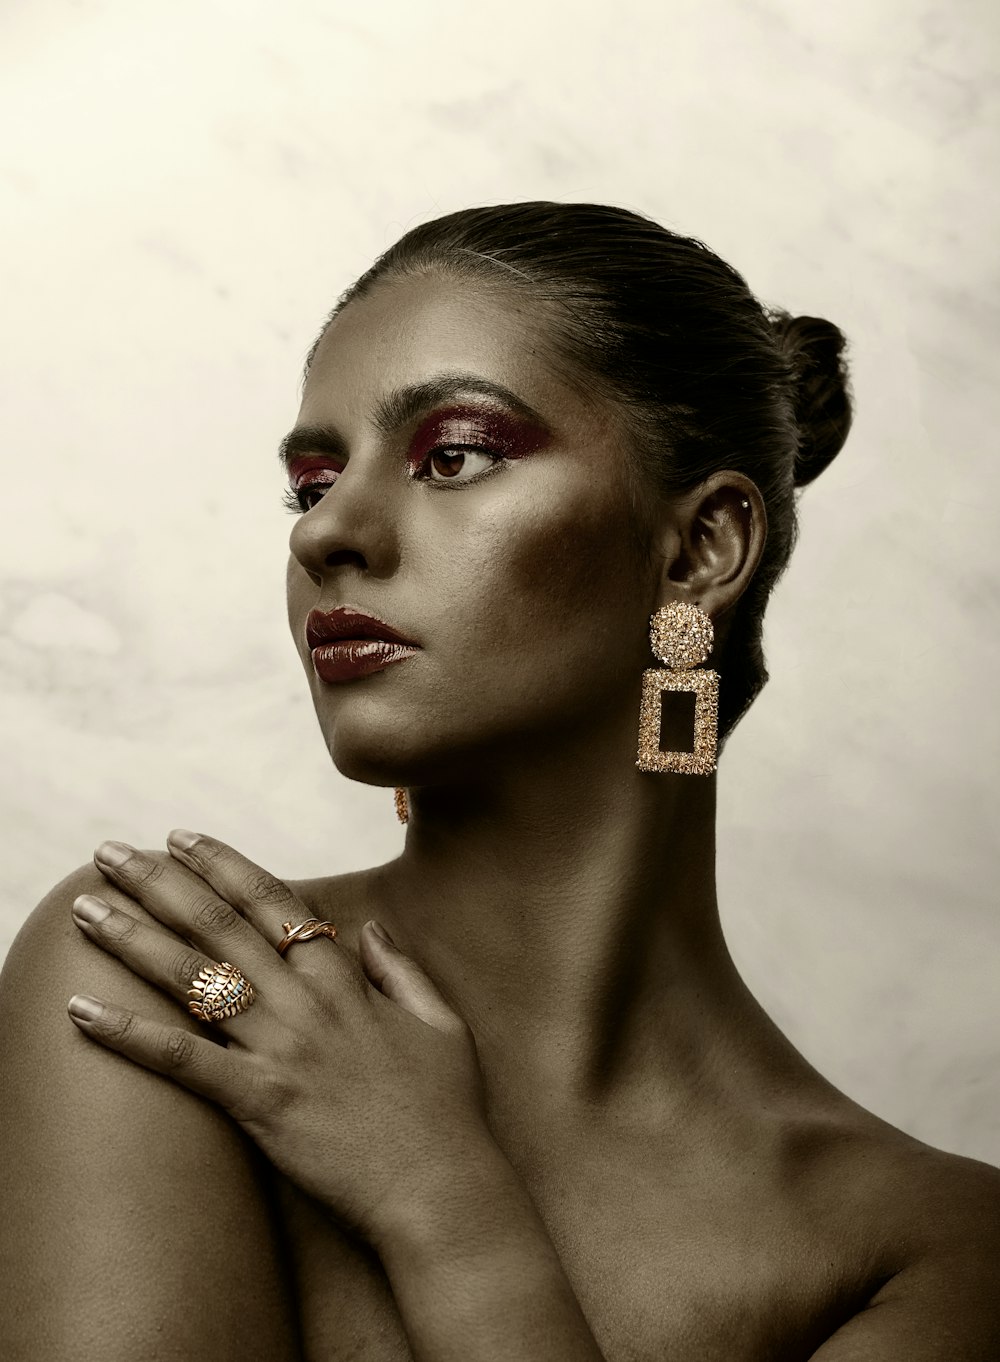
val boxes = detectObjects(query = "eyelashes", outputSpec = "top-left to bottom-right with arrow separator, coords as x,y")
282,466 -> 339,514
282,485 -> 321,514
282,445 -> 505,515
281,473 -> 335,515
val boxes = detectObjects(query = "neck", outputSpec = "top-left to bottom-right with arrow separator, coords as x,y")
367,726 -> 781,1139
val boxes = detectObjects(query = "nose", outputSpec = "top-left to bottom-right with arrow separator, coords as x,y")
288,453 -> 399,587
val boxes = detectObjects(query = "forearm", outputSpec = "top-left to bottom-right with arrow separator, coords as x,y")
374,1141 -> 606,1362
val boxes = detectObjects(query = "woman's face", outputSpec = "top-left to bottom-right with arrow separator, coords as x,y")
284,269 -> 659,787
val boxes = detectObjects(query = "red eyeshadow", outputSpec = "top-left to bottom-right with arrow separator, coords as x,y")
406,405 -> 550,468
288,454 -> 343,487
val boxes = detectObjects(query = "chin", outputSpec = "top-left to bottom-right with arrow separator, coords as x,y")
326,745 -> 406,789
320,708 -> 499,791
317,707 -> 420,787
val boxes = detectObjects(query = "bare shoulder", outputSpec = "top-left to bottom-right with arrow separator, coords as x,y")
3,853 -> 222,1023
790,1100 -> 1000,1357
0,858 -> 301,1361
884,1135 -> 1000,1265
821,1103 -> 1000,1248
869,1146 -> 1000,1358
783,1082 -> 1000,1245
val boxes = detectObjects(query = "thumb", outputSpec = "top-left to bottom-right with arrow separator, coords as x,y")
361,921 -> 465,1033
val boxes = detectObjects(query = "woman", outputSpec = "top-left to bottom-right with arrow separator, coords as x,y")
1,202 -> 997,1361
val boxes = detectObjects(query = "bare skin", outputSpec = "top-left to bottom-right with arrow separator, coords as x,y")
1,269 -> 998,1359
267,873 -> 1000,1362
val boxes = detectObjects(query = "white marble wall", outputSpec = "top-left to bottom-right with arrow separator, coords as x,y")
2,0 -> 997,1162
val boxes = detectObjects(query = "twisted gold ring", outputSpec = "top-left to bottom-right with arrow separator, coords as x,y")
187,961 -> 255,1023
277,918 -> 338,956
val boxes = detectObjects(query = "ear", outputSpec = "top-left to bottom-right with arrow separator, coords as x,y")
658,472 -> 766,628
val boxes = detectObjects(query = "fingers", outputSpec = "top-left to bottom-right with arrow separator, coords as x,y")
91,840 -> 285,977
361,921 -> 471,1036
66,988 -> 257,1116
166,831 -> 300,925
164,831 -> 345,970
72,893 -> 259,1028
91,832 -> 355,997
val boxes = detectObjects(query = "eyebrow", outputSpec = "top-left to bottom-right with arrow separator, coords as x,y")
277,372 -> 550,471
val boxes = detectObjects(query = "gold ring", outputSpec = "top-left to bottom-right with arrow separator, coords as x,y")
187,961 -> 256,1023
277,918 -> 338,956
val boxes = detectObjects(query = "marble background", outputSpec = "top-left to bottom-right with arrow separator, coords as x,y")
1,0 -> 997,1163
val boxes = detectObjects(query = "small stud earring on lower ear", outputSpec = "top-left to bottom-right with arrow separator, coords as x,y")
394,788 -> 409,823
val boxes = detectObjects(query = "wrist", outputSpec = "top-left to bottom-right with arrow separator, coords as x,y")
371,1136 -> 606,1361
371,1130 -> 522,1264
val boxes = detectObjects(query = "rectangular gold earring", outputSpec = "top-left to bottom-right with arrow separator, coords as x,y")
636,667 -> 719,775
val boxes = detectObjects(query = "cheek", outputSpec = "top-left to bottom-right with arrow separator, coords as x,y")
458,486 -> 647,674
509,513 -> 613,614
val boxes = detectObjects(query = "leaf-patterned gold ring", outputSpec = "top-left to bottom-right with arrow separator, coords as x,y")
187,961 -> 256,1023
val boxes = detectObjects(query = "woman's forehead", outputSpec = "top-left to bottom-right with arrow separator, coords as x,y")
302,271 -> 584,422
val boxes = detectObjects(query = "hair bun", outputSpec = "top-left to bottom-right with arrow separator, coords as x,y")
768,310 -> 854,488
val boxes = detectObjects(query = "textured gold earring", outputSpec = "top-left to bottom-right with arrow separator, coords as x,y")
636,601 -> 719,775
394,788 -> 409,823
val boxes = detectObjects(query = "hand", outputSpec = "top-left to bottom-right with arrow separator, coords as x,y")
66,830 -> 493,1249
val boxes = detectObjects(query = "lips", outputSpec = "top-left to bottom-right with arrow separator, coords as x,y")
305,606 -> 420,685
305,606 -> 418,650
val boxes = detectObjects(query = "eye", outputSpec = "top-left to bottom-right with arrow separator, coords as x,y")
281,442 -> 504,515
282,469 -> 338,514
418,446 -> 503,485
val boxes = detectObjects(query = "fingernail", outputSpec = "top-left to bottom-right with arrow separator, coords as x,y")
167,828 -> 201,851
73,894 -> 111,925
369,920 -> 394,945
68,994 -> 104,1022
95,840 -> 133,867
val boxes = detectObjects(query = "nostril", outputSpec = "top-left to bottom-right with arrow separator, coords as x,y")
324,548 -> 367,571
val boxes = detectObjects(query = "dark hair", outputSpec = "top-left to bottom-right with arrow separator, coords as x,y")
303,202 -> 854,748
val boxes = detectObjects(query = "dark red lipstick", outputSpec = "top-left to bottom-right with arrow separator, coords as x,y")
306,606 -> 419,684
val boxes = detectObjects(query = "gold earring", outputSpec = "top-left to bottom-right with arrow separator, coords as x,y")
394,787 -> 409,823
636,601 -> 719,775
